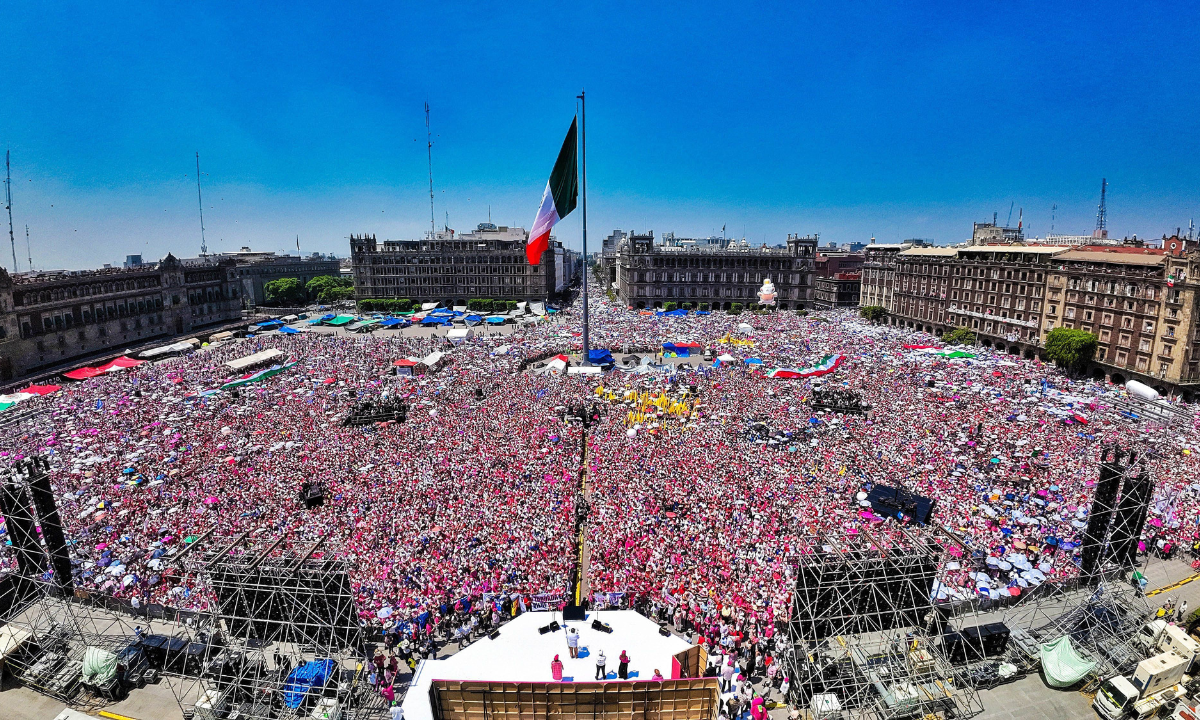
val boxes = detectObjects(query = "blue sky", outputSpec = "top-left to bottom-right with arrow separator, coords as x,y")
3,2 -> 1199,269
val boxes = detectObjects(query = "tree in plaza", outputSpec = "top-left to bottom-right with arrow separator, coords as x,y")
306,275 -> 353,301
264,277 -> 306,306
943,326 -> 976,345
859,305 -> 887,323
1045,327 -> 1098,373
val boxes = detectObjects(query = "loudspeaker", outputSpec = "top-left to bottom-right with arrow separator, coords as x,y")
488,630 -> 501,640
548,621 -> 561,633
982,623 -> 1010,657
591,619 -> 612,634
1082,446 -> 1130,579
0,481 -> 45,577
1109,468 -> 1153,568
659,627 -> 671,637
27,468 -> 74,590
539,625 -> 551,635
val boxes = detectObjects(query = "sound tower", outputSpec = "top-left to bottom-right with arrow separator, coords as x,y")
0,480 -> 44,577
1108,466 -> 1152,568
792,542 -> 937,640
23,458 -> 75,591
1080,445 -> 1125,581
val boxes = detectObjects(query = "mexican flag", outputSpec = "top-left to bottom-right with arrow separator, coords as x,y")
527,117 -> 579,265
768,354 -> 845,379
221,361 -> 296,390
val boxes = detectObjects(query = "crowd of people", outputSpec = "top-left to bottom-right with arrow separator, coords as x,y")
1,282 -> 1198,653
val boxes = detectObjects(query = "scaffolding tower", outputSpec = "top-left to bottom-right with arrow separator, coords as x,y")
783,529 -> 985,720
145,530 -> 388,720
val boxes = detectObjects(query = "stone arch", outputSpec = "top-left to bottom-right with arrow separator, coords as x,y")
981,339 -> 993,348
635,301 -> 646,310
934,327 -> 944,337
1007,346 -> 1020,355
1092,368 -> 1106,381
1110,373 -> 1126,386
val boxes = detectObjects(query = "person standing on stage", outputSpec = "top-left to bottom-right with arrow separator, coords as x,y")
595,649 -> 607,680
566,626 -> 580,658
618,650 -> 630,679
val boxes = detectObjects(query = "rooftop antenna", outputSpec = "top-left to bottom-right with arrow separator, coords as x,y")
1050,204 -> 1057,235
1188,218 -> 1195,242
5,150 -> 17,273
1094,178 -> 1108,239
195,152 -> 207,255
445,210 -> 449,232
425,102 -> 435,237
1006,201 -> 1014,227
25,224 -> 31,271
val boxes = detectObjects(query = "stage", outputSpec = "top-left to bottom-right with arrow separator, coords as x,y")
403,611 -> 694,720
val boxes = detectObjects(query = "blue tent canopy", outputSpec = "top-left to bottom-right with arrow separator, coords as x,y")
656,309 -> 688,317
696,311 -> 711,316
485,316 -> 506,324
279,326 -> 301,334
256,319 -> 285,328
588,349 -> 615,365
420,316 -> 449,326
283,659 -> 336,708
464,315 -> 483,326
744,358 -> 764,365
379,317 -> 409,328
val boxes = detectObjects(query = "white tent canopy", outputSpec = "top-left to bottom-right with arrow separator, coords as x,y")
226,348 -> 285,371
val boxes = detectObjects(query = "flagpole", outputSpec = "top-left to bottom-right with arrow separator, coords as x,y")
577,90 -> 590,365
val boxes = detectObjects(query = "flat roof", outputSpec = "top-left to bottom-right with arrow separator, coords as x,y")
898,247 -> 959,257
1057,250 -> 1167,266
959,245 -> 1068,255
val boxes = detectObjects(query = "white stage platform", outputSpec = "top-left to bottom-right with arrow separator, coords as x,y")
403,610 -> 693,720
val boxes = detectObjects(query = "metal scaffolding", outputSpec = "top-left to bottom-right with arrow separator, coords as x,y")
145,531 -> 388,720
782,529 -> 985,720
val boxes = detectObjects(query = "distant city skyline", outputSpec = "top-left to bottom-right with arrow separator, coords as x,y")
3,2 -> 1199,271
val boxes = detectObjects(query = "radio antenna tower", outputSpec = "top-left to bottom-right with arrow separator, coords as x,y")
5,150 -> 17,273
25,225 -> 32,271
1094,178 -> 1108,239
195,152 -> 208,255
425,102 -> 436,237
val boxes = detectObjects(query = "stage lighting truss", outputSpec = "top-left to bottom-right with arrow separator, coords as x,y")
0,526 -> 389,720
997,445 -> 1158,692
782,528 -> 986,720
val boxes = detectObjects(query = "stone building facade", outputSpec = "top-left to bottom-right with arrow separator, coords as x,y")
860,238 -> 1200,396
0,254 -> 242,383
614,233 -> 818,310
349,224 -> 574,306
859,244 -> 904,309
814,251 -> 864,278
814,272 -> 862,309
1042,244 -> 1200,391
195,248 -> 342,307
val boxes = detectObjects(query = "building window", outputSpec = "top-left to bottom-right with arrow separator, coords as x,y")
1139,338 -> 1151,352
1116,351 -> 1127,364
